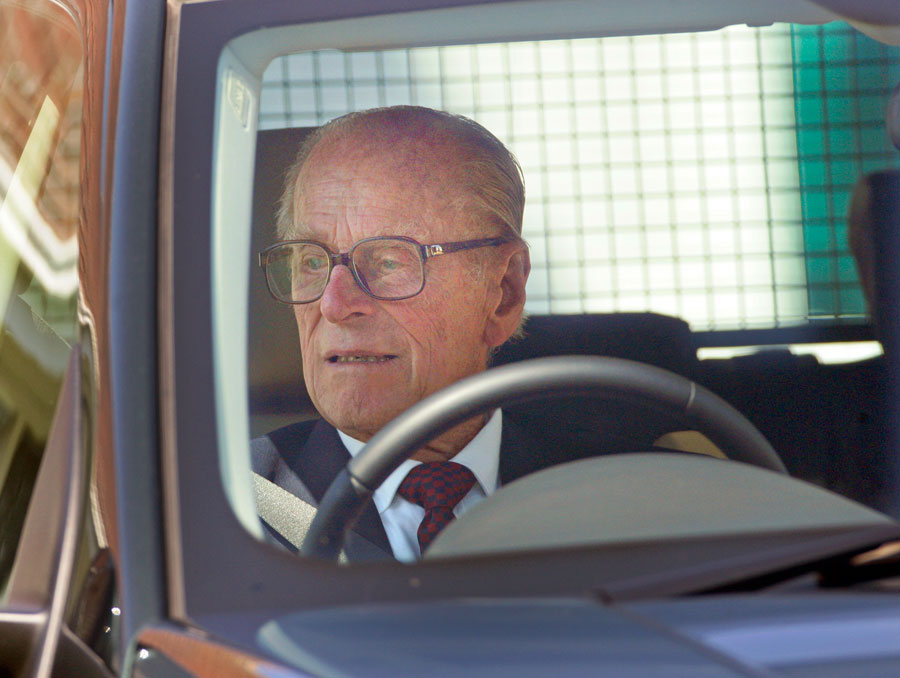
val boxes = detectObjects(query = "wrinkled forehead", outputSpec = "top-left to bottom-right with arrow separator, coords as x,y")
292,127 -> 478,239
300,121 -> 472,187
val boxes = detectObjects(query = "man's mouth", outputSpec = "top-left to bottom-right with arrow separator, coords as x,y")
327,354 -> 397,364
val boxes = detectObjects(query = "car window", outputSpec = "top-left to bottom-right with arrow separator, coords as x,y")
0,0 -> 82,593
258,25 -> 900,331
239,23 -> 900,446
207,13 -> 900,566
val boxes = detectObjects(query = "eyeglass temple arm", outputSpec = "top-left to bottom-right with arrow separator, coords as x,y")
423,236 -> 515,259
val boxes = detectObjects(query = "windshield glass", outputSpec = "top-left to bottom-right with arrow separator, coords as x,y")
212,17 -> 900,575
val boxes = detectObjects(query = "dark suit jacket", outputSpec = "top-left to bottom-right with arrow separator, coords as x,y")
252,415 -> 558,561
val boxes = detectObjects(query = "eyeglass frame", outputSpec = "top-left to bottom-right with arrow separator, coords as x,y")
258,234 -> 518,304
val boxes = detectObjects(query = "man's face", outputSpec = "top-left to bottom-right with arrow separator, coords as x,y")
290,132 -> 515,441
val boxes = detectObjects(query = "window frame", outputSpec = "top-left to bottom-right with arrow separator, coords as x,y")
163,0 -> 867,631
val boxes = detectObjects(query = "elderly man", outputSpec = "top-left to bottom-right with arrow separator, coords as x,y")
254,105 -> 538,562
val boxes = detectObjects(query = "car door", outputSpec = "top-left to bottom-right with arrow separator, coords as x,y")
0,0 -> 117,674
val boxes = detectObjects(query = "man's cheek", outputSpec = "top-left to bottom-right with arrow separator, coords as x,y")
294,316 -> 316,364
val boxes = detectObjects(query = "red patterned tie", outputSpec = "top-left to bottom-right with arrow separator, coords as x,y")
397,461 -> 477,554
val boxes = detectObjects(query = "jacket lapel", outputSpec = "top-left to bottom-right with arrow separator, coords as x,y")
266,419 -> 392,560
298,421 -> 392,558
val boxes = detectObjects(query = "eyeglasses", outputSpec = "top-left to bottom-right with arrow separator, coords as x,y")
259,235 -> 515,304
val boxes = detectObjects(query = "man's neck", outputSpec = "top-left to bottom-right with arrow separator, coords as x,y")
340,413 -> 489,462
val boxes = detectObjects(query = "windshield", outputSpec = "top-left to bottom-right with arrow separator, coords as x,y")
207,13 -> 900,589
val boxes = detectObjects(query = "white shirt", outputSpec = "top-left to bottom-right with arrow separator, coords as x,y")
339,409 -> 502,562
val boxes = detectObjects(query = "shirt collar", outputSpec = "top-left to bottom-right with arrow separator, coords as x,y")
338,409 -> 503,514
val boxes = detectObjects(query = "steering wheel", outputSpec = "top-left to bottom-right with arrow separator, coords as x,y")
300,356 -> 786,560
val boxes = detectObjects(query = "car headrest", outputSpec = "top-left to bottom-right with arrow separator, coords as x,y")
493,312 -> 698,379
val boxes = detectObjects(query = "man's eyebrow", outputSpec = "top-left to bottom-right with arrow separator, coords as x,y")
289,229 -> 316,240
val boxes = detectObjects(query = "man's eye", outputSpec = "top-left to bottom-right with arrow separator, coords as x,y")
378,257 -> 402,272
367,247 -> 410,273
299,255 -> 327,272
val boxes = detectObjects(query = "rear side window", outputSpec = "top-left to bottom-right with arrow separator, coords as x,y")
0,0 -> 82,592
259,24 -> 900,330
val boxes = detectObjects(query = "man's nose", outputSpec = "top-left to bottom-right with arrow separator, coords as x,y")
319,264 -> 376,322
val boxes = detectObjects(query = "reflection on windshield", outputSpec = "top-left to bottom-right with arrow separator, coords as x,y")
0,0 -> 82,590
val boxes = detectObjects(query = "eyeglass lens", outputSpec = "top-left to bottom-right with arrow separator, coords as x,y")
265,239 -> 425,302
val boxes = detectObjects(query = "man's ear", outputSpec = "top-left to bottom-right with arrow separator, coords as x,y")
484,245 -> 530,348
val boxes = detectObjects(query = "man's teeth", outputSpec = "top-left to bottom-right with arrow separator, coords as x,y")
333,355 -> 392,363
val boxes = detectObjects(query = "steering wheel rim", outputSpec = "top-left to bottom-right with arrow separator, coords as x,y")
300,355 -> 786,560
